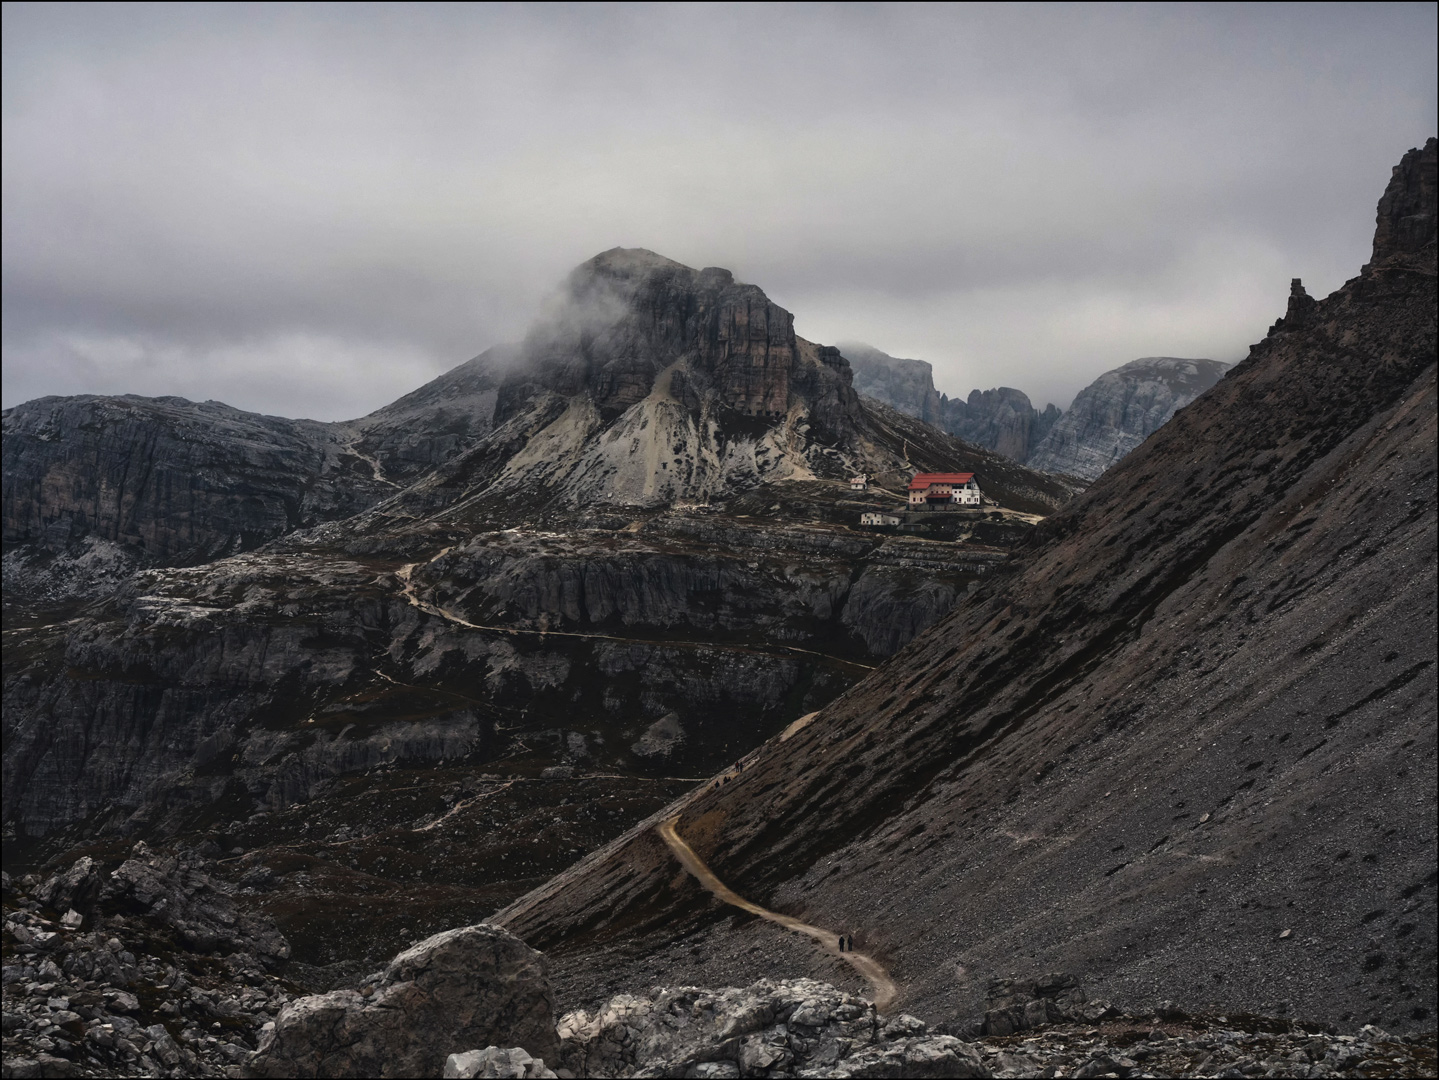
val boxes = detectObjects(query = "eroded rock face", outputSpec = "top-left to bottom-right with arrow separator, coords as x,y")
527,252 -> 860,430
1025,357 -> 1230,480
839,343 -> 1063,465
0,396 -> 390,576
249,924 -> 558,1079
554,978 -> 989,1079
1370,136 -> 1437,265
840,343 -> 945,427
943,388 -> 1061,465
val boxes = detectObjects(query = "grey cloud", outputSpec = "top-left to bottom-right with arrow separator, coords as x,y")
3,2 -> 1435,419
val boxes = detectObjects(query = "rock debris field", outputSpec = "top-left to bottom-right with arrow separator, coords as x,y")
5,849 -> 1437,1078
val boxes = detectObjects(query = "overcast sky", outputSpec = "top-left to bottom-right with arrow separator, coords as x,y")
3,3 -> 1435,419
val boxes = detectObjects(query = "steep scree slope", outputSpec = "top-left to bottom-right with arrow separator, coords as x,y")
494,139 -> 1438,1034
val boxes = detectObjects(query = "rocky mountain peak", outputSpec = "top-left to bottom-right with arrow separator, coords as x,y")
1025,356 -> 1230,480
1370,136 -> 1437,266
838,342 -> 1061,463
522,248 -> 826,424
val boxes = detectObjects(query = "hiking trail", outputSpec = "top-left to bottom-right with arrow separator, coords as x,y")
658,816 -> 899,1012
394,555 -> 873,670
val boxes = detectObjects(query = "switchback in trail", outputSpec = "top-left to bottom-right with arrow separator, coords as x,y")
658,816 -> 899,1012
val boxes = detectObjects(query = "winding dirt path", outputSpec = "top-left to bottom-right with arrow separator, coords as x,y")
657,817 -> 899,1012
394,557 -> 874,671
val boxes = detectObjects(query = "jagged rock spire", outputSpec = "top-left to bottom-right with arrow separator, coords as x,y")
1370,136 -> 1437,266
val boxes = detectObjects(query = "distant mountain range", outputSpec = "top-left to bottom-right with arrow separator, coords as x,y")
841,343 -> 1230,480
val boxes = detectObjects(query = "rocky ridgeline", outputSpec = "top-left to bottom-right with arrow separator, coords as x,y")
2,848 -> 294,1079
839,340 -> 1236,482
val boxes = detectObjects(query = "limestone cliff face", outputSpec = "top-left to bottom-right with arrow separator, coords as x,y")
943,387 -> 1062,463
839,342 -> 944,425
839,342 -> 1061,463
1026,357 -> 1230,480
1370,136 -> 1437,266
0,396 -> 391,573
522,250 -> 861,432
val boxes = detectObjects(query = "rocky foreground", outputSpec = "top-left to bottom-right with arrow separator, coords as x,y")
2,851 -> 294,1079
4,855 -> 1436,1079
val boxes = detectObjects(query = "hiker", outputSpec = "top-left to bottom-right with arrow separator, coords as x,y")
837,935 -> 845,952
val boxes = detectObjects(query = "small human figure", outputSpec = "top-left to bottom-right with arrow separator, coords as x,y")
837,935 -> 845,953
846,934 -> 854,951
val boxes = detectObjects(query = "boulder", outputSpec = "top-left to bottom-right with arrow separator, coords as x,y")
558,977 -> 992,1079
819,1035 -> 989,1078
32,857 -> 103,914
249,924 -> 557,1079
976,973 -> 1093,1036
99,844 -> 289,964
444,1046 -> 559,1078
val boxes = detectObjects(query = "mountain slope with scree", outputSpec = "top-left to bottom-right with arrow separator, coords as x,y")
494,139 -> 1438,1036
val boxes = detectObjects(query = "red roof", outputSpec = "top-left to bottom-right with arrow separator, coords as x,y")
908,472 -> 974,490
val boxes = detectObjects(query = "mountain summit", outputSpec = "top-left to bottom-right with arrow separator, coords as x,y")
348,248 -> 1074,522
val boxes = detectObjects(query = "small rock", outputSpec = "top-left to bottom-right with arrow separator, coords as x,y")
104,990 -> 140,1013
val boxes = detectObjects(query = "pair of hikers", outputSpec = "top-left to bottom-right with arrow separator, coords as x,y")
837,933 -> 854,952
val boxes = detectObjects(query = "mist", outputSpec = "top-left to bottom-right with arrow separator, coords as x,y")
4,3 -> 1435,418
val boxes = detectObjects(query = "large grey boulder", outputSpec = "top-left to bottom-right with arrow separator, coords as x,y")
31,855 -> 103,915
249,924 -> 557,1078
555,978 -> 990,1079
444,1046 -> 558,1078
